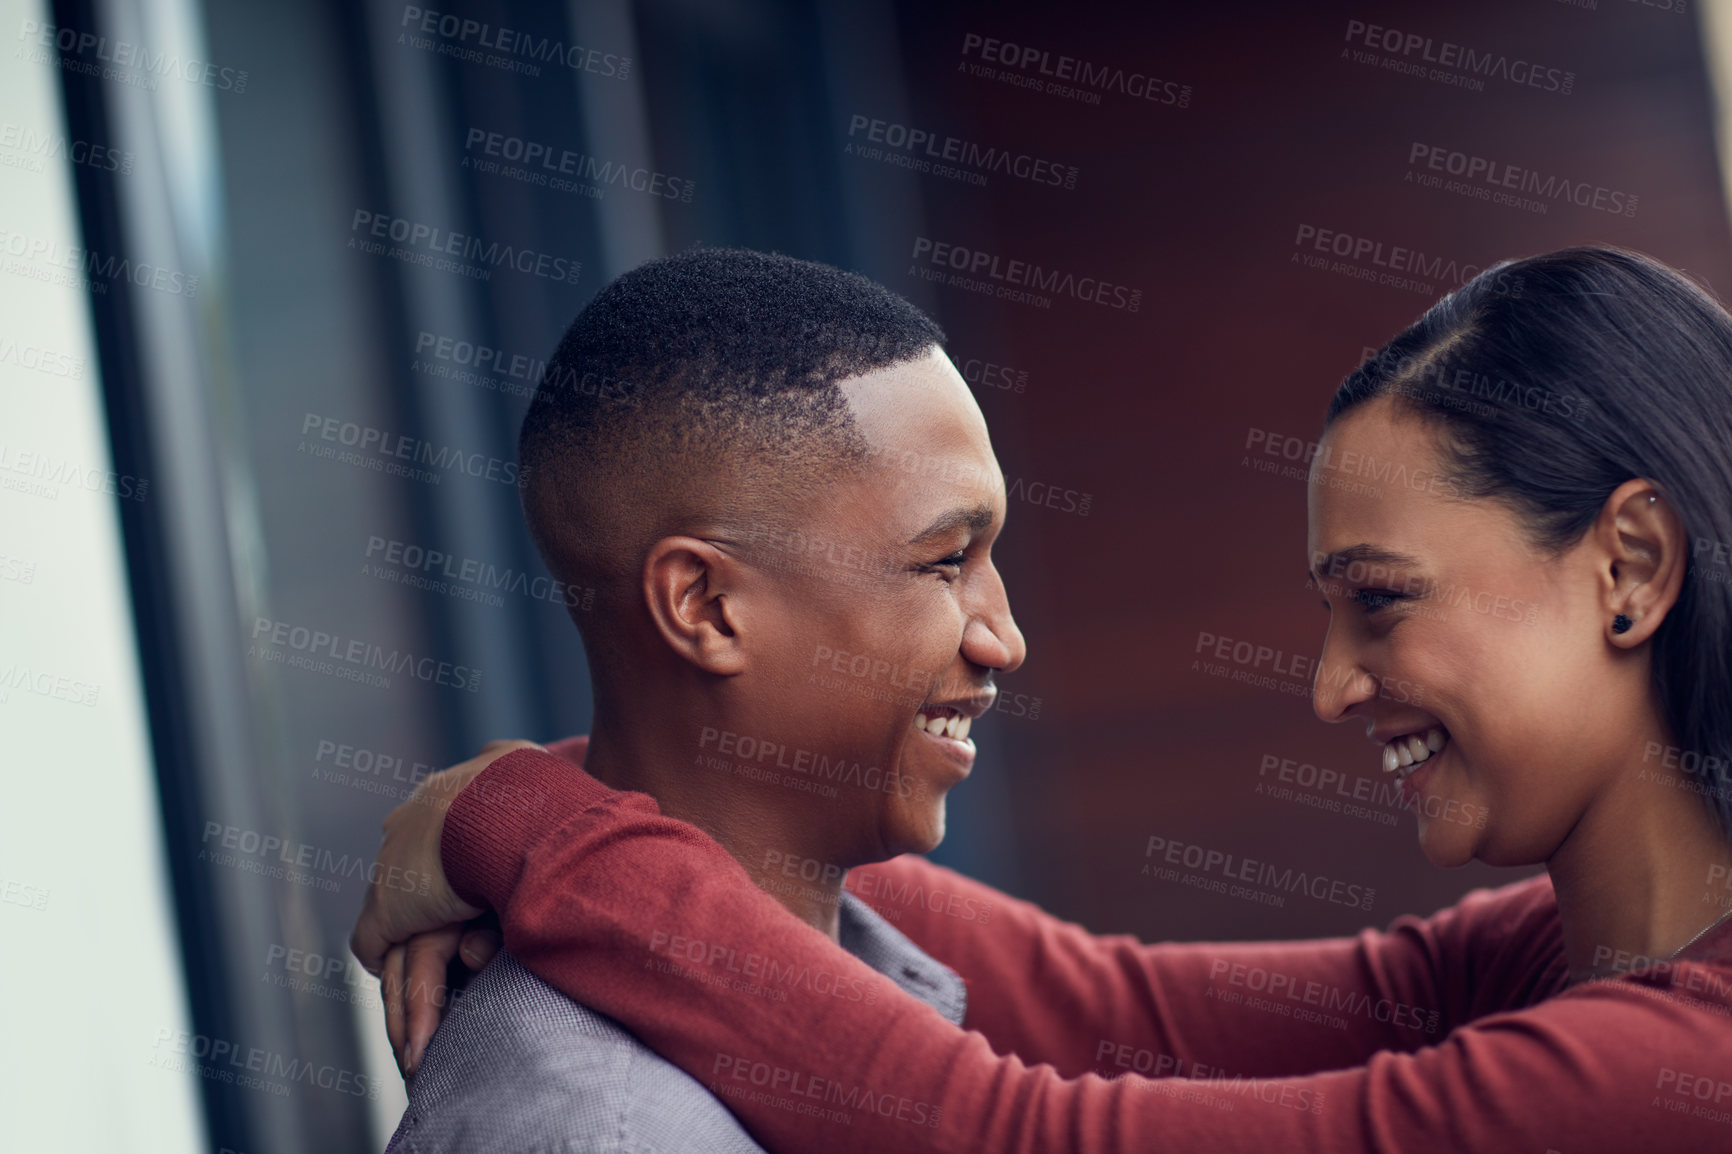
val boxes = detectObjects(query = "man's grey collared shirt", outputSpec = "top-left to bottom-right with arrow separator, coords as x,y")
385,891 -> 967,1153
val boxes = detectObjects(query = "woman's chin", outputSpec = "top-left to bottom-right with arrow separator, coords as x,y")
1416,818 -> 1479,868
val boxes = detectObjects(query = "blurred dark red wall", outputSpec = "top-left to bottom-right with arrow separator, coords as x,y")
886,0 -> 1730,942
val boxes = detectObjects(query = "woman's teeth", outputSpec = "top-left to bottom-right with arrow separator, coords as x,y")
1382,727 -> 1447,777
913,711 -> 972,742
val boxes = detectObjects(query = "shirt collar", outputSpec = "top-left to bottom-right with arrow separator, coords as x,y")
837,891 -> 967,1026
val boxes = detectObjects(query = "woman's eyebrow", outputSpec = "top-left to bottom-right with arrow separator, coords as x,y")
1307,543 -> 1424,583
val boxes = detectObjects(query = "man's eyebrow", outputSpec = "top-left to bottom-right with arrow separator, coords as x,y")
1307,543 -> 1424,583
909,503 -> 995,545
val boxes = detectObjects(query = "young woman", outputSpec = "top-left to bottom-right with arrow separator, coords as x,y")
353,246 -> 1732,1153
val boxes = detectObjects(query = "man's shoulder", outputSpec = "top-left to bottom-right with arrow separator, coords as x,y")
387,952 -> 766,1154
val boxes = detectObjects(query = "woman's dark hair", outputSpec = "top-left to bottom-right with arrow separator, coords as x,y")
1327,245 -> 1732,836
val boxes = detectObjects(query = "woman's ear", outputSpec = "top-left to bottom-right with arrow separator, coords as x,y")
1601,482 -> 1686,647
641,536 -> 748,675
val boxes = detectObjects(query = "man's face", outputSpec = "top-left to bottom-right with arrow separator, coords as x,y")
735,346 -> 1026,863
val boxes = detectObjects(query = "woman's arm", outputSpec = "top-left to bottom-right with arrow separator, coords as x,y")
842,855 -> 1557,1078
540,735 -> 1544,1078
440,747 -> 1726,1154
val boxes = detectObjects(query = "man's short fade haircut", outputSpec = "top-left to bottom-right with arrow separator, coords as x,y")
519,246 -> 947,596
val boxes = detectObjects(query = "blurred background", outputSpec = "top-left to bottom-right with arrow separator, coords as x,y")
3,0 -> 1729,1149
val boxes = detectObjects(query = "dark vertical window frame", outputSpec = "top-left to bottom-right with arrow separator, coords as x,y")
318,0 -> 476,764
331,0 -> 604,758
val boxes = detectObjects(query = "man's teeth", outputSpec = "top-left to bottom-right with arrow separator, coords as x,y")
912,711 -> 973,742
1382,727 -> 1447,776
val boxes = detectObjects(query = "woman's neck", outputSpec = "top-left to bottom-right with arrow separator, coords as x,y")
1549,771 -> 1732,984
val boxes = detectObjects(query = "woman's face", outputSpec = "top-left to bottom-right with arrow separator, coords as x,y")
1305,397 -> 1666,868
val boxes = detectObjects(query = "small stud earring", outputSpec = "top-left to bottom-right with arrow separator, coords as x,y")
1612,614 -> 1633,634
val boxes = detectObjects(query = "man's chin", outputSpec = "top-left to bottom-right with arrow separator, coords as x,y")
886,798 -> 947,858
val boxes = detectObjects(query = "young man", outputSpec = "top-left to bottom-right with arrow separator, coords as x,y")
363,246 -> 1026,1152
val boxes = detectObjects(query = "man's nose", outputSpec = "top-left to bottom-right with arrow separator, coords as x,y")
964,565 -> 1024,673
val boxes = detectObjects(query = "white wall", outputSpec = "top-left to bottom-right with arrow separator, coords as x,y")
0,0 -> 207,1148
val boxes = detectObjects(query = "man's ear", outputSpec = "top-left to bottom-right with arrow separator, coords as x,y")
1599,481 -> 1686,647
642,536 -> 748,675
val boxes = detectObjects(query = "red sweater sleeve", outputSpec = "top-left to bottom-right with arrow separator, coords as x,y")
542,736 -> 1535,1077
445,748 -> 1732,1154
842,855 -> 1562,1079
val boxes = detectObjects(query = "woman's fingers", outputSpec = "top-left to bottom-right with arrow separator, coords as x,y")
403,927 -> 464,1076
382,944 -> 408,1077
459,925 -> 501,971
